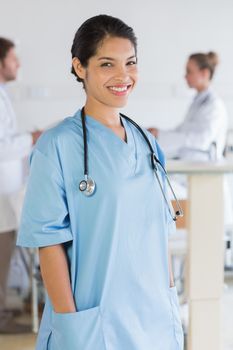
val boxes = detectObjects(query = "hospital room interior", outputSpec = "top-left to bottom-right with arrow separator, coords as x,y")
1,0 -> 233,349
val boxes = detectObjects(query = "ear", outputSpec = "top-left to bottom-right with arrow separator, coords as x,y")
72,57 -> 86,80
202,68 -> 210,80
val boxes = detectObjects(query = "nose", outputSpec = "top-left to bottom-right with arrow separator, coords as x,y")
114,64 -> 128,81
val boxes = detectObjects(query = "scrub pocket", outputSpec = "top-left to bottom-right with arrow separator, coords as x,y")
50,306 -> 106,350
169,287 -> 184,349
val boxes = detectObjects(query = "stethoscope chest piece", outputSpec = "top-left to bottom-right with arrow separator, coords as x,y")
79,177 -> 96,196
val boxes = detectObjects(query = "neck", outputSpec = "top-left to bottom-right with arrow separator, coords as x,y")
84,98 -> 121,128
196,82 -> 210,93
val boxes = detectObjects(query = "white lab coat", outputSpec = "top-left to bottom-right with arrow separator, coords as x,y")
158,88 -> 228,161
0,85 -> 32,232
158,88 -> 232,226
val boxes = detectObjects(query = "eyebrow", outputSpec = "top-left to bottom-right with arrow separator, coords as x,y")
98,55 -> 136,61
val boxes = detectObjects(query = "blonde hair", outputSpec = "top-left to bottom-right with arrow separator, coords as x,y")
189,51 -> 219,80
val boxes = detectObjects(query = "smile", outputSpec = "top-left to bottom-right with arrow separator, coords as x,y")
109,86 -> 128,92
107,84 -> 132,95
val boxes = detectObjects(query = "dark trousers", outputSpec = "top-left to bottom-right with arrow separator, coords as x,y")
0,231 -> 15,313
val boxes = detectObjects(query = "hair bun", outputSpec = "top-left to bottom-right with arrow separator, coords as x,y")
207,51 -> 219,68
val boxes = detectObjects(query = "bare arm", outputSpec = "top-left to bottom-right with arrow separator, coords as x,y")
147,127 -> 159,138
39,244 -> 76,313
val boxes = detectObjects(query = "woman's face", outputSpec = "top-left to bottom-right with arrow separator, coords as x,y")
185,59 -> 209,90
75,36 -> 138,109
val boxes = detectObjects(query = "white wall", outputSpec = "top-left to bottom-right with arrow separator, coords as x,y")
1,0 -> 233,131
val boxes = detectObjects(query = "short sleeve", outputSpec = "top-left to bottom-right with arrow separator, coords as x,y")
16,148 -> 72,248
155,140 -> 176,236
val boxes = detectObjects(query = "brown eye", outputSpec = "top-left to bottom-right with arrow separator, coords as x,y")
127,61 -> 137,66
101,62 -> 112,67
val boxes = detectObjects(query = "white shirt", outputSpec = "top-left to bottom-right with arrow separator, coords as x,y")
158,89 -> 232,226
158,88 -> 228,161
0,84 -> 32,232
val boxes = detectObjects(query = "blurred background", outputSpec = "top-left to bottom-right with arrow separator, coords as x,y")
1,0 -> 233,349
1,0 -> 233,130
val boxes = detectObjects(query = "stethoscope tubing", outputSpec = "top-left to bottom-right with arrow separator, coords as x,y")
80,107 -> 183,221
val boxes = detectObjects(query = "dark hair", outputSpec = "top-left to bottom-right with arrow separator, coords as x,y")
189,51 -> 219,80
0,37 -> 14,62
71,14 -> 137,83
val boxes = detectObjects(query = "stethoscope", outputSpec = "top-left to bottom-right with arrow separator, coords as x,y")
79,107 -> 183,221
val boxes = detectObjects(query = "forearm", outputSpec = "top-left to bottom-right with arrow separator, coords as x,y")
39,244 -> 76,313
0,133 -> 32,161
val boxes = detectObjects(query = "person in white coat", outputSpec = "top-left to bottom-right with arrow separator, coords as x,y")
149,52 -> 231,221
148,52 -> 228,161
149,53 -> 231,300
0,37 -> 41,333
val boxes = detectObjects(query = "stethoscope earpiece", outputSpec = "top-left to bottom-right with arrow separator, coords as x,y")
151,153 -> 158,171
176,210 -> 183,217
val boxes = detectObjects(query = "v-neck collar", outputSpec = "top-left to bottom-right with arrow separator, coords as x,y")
74,109 -> 138,172
84,112 -> 134,148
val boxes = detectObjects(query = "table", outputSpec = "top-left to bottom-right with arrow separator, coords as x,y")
167,160 -> 233,350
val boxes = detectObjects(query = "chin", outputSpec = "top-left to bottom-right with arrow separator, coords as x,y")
7,75 -> 17,82
109,98 -> 129,109
187,81 -> 197,89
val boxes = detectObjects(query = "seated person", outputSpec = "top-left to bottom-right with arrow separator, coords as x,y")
149,52 -> 228,162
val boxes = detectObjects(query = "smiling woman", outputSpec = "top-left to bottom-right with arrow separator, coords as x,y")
72,36 -> 138,113
71,16 -> 138,124
17,14 -> 184,350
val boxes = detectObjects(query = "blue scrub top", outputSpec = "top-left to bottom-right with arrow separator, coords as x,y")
17,109 -> 184,350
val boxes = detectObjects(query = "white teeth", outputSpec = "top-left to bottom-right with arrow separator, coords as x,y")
109,86 -> 128,92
